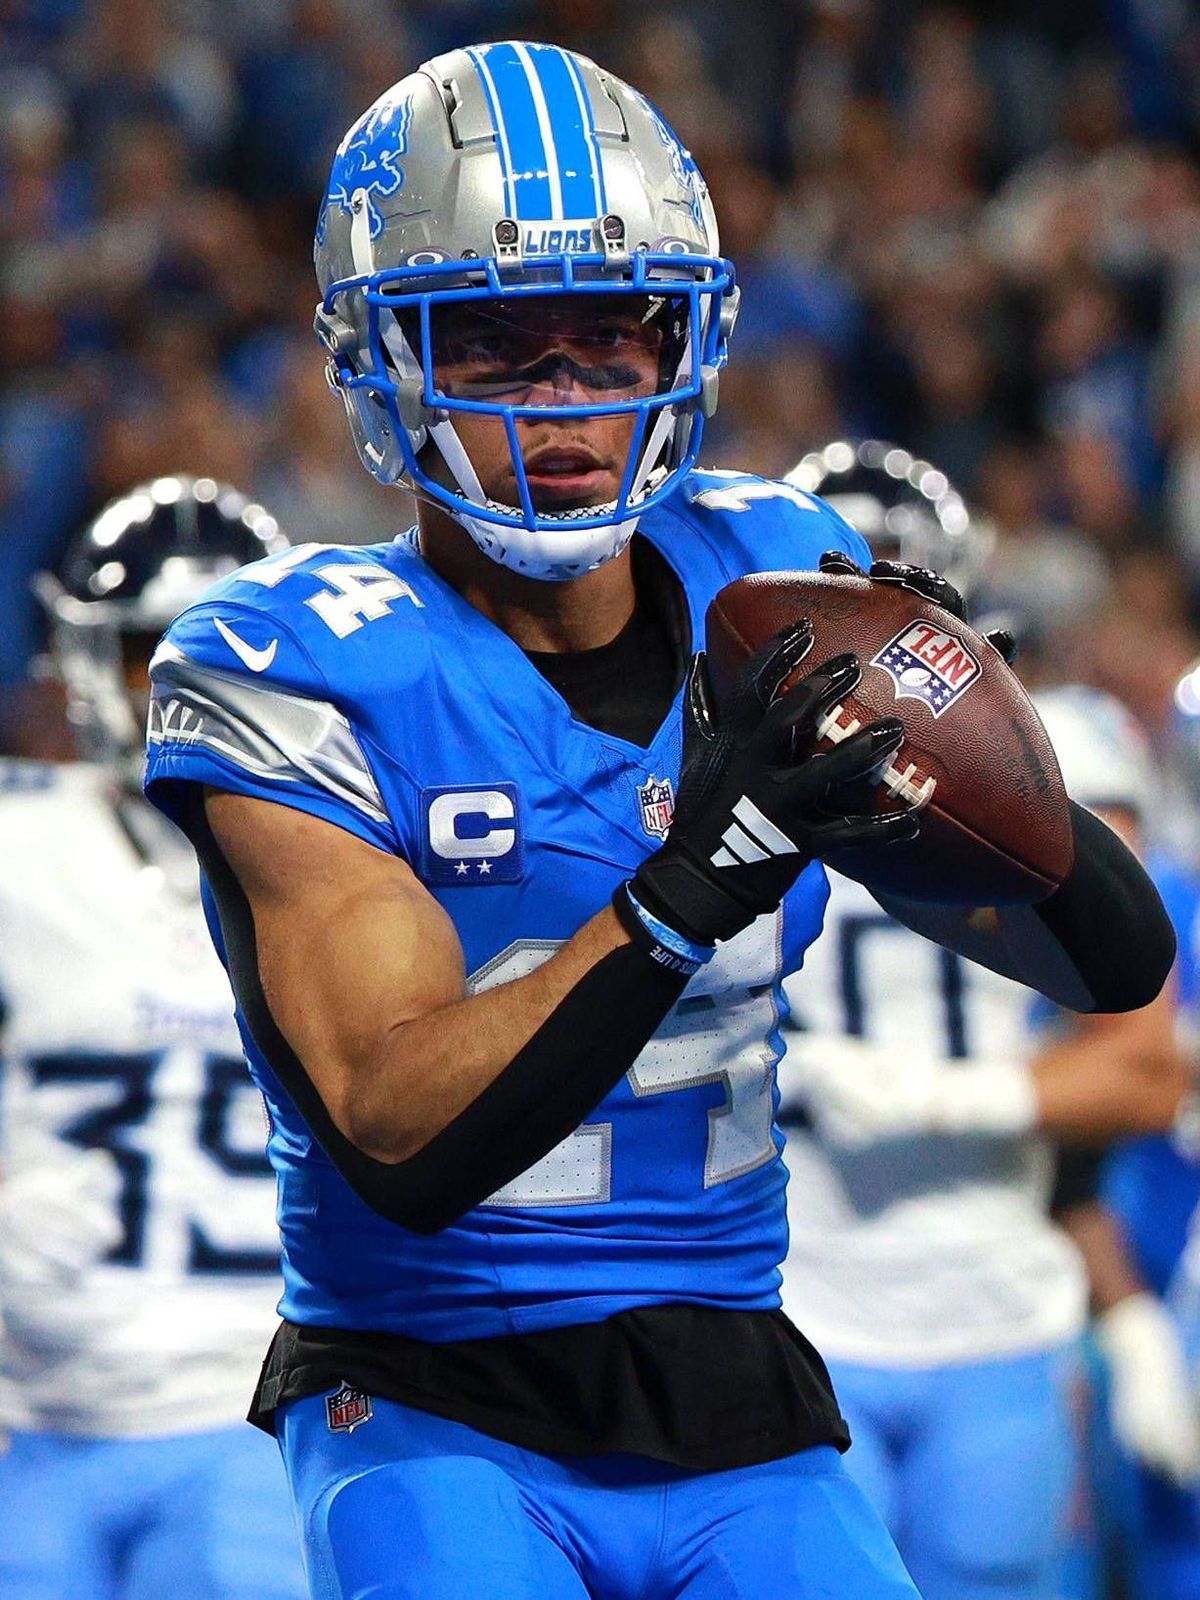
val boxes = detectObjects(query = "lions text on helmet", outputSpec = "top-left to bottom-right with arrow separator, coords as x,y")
312,42 -> 739,581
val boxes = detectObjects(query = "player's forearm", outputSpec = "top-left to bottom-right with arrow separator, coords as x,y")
1032,1043 -> 1188,1139
201,813 -> 688,1228
1057,1199 -> 1147,1314
345,906 -> 631,1160
198,791 -> 701,1229
1031,802 -> 1175,1011
1030,988 -> 1188,1139
875,803 -> 1175,1014
313,930 -> 688,1230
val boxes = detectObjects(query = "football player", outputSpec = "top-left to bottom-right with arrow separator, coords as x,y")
142,46 -> 1173,1600
0,478 -> 306,1600
779,444 -> 1190,1600
1080,660 -> 1200,1600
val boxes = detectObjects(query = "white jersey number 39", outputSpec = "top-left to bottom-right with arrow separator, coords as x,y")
26,1047 -> 277,1274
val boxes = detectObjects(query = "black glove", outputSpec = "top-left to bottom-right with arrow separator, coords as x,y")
621,623 -> 920,949
980,625 -> 1017,665
818,550 -> 1016,663
818,549 -> 968,620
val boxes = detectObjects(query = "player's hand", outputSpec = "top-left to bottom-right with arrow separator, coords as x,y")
818,549 -> 968,622
780,1035 -> 1037,1148
1097,1293 -> 1200,1487
625,624 -> 920,947
818,550 -> 1015,662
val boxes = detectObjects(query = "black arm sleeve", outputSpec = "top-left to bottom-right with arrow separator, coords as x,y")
193,809 -> 688,1235
875,801 -> 1175,1014
1034,801 -> 1176,1014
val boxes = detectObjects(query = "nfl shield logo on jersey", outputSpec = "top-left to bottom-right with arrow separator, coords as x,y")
637,775 -> 675,839
326,1382 -> 373,1433
871,623 -> 981,718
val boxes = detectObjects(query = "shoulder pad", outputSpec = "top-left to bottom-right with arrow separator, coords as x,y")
676,470 -> 873,572
146,544 -> 429,853
160,540 -> 436,701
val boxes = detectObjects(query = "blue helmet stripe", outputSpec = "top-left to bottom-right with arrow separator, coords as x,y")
526,45 -> 601,220
465,46 -> 518,218
561,50 -> 608,214
475,42 -> 553,221
511,42 -> 567,218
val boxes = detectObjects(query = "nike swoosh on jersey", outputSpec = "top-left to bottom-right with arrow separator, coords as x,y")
213,616 -> 279,673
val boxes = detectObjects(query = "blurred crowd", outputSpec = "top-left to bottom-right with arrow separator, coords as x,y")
4,0 -> 1200,787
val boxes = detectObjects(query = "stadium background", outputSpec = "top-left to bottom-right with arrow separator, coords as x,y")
3,0 -> 1200,1589
6,0 -> 1200,764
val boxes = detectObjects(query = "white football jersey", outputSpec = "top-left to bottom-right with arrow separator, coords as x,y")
0,762 -> 282,1435
779,871 -> 1088,1366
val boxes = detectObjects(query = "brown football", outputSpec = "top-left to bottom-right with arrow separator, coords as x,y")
704,571 -> 1074,904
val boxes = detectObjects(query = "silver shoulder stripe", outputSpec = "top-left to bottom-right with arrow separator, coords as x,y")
148,653 -> 389,826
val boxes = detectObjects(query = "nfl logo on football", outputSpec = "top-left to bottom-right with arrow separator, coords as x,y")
637,775 -> 675,840
871,623 -> 981,719
326,1382 -> 373,1433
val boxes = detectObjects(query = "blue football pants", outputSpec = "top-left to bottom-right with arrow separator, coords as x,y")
0,1423 -> 307,1600
1080,1333 -> 1200,1600
828,1344 -> 1081,1600
277,1391 -> 923,1599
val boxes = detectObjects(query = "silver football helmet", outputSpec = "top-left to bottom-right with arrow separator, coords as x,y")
313,41 -> 739,581
36,475 -> 287,786
785,440 -> 989,597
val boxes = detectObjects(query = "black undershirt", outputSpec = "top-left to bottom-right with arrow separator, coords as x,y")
246,536 -> 849,1468
524,537 -> 691,745
251,1309 -> 848,1470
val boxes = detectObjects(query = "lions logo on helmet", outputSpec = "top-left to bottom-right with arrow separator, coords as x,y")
312,41 -> 740,584
318,92 -> 414,245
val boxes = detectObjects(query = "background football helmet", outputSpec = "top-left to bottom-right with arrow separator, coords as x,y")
36,475 -> 287,785
786,439 -> 988,598
1034,684 -> 1155,825
313,40 -> 739,581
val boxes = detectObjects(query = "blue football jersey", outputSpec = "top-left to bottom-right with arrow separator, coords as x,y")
144,471 -> 870,1340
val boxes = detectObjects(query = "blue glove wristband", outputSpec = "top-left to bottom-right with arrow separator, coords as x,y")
616,884 -> 718,977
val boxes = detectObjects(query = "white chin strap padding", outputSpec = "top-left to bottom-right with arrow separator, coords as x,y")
425,412 -> 640,580
457,497 -> 641,582
464,508 -> 642,582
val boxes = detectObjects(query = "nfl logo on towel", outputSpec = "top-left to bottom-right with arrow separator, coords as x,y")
637,776 -> 675,839
326,1382 -> 373,1433
871,623 -> 981,718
